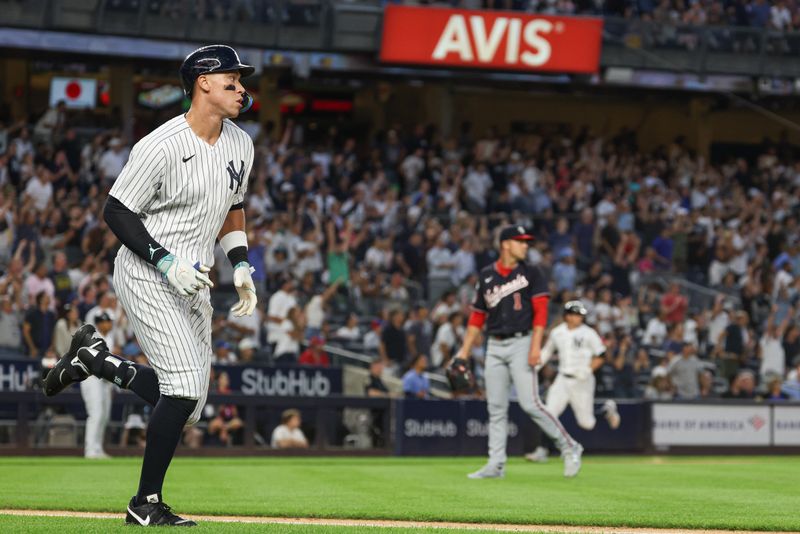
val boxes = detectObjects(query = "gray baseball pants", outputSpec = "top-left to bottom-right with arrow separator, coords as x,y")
485,334 -> 578,466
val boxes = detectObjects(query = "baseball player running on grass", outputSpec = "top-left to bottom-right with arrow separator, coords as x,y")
43,44 -> 257,527
452,225 -> 583,479
525,301 -> 621,463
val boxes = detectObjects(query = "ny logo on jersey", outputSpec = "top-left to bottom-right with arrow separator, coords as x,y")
573,337 -> 583,349
226,160 -> 245,194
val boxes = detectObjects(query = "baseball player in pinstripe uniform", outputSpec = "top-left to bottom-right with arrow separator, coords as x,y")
43,44 -> 257,527
453,226 -> 583,479
526,301 -> 621,463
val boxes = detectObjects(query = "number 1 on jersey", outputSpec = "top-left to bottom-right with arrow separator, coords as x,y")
513,292 -> 522,310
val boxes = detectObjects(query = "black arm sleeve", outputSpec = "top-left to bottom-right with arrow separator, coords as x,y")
104,195 -> 171,268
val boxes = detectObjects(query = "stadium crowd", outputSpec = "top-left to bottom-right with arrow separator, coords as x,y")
126,0 -> 800,32
2,98 -> 800,404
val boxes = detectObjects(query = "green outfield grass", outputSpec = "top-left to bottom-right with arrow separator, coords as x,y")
0,515 -> 540,534
0,456 -> 795,531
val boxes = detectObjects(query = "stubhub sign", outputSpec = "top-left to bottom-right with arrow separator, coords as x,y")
217,365 -> 341,397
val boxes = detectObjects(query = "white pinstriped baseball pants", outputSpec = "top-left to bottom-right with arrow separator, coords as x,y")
485,335 -> 577,466
113,258 -> 212,426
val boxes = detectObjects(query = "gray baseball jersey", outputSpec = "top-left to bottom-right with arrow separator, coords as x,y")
109,114 -> 253,424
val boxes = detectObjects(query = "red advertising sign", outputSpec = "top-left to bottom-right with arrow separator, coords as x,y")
380,6 -> 603,74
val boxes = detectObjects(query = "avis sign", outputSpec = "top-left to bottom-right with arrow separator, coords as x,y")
380,6 -> 602,74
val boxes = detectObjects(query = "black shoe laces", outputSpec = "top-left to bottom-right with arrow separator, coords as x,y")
158,503 -> 180,522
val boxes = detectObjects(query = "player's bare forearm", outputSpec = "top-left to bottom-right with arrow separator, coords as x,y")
457,325 -> 482,360
528,326 -> 545,367
219,208 -> 245,238
591,355 -> 605,371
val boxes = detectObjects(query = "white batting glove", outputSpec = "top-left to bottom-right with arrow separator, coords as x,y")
231,262 -> 257,316
156,254 -> 214,297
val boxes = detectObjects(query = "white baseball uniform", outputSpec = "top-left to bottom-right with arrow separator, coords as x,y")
80,327 -> 116,457
109,114 -> 253,424
540,322 -> 605,430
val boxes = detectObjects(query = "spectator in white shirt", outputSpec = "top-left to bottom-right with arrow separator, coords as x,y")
271,409 -> 309,449
771,1 -> 792,30
593,289 -> 621,336
364,237 -> 394,272
33,101 -> 66,144
643,311 -> 669,346
267,277 -> 298,346
98,138 -> 129,183
463,163 -> 492,212
12,127 -> 34,162
273,307 -> 305,364
759,311 -> 788,380
430,291 -> 460,326
707,297 -> 732,352
773,261 -> 794,300
431,312 -> 465,369
24,166 -> 53,212
334,313 -> 361,341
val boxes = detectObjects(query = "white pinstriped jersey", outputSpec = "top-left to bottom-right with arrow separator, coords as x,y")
109,114 -> 254,277
541,323 -> 605,377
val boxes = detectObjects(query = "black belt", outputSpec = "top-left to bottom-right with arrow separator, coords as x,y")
562,373 -> 577,379
490,330 -> 531,340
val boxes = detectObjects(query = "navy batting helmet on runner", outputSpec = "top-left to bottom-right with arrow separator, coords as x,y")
180,44 -> 256,110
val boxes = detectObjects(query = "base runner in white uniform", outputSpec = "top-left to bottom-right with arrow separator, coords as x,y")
43,44 -> 258,527
525,301 -> 621,463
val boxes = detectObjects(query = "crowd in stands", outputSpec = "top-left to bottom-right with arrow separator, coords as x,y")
121,0 -> 800,33
384,0 -> 800,32
3,96 -> 800,404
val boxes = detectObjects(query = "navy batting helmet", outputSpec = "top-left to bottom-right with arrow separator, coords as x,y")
180,44 -> 255,109
564,300 -> 588,316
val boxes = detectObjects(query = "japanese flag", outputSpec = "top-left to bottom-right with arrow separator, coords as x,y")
49,77 -> 97,109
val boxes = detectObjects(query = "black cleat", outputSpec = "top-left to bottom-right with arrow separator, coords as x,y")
42,324 -> 108,396
126,496 -> 197,527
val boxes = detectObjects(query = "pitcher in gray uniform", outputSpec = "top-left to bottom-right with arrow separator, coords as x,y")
453,225 -> 583,478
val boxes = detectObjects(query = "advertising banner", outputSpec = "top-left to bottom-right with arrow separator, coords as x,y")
394,398 -> 463,455
207,365 -> 341,397
652,403 -> 771,447
0,359 -> 340,397
380,6 -> 603,74
773,405 -> 800,446
395,399 -> 645,455
0,359 -> 40,392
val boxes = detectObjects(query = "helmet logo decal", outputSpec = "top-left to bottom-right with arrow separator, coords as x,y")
195,58 -> 221,71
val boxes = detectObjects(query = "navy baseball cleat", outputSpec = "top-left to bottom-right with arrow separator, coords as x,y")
126,496 -> 197,527
42,324 -> 108,396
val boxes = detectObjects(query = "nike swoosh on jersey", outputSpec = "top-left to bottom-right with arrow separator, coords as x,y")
127,507 -> 151,526
182,154 -> 195,163
484,277 -> 493,283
